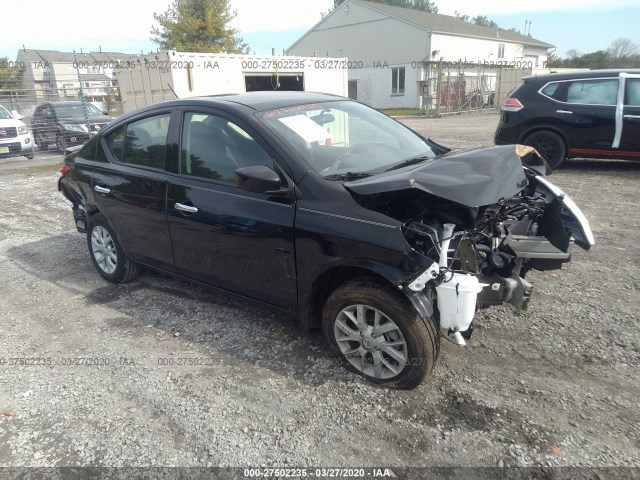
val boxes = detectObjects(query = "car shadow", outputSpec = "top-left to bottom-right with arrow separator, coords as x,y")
7,232 -> 359,388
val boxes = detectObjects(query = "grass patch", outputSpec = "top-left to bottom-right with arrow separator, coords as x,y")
380,108 -> 424,117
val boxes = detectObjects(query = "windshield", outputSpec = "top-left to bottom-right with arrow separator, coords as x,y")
256,101 -> 437,178
0,105 -> 14,120
54,103 -> 102,119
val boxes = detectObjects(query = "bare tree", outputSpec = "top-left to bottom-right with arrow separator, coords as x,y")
566,49 -> 580,60
608,38 -> 639,59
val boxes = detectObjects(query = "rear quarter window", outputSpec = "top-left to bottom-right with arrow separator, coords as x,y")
75,135 -> 98,160
540,82 -> 562,99
104,126 -> 126,162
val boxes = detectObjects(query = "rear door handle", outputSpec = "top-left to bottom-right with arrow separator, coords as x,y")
174,203 -> 198,214
624,114 -> 640,123
556,110 -> 573,115
94,185 -> 111,194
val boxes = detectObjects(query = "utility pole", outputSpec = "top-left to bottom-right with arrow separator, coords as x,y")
73,52 -> 90,137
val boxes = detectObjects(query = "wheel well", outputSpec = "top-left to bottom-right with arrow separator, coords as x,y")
86,208 -> 101,224
305,266 -> 391,331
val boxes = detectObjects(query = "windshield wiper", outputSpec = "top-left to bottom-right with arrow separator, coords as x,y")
384,155 -> 433,172
323,172 -> 373,181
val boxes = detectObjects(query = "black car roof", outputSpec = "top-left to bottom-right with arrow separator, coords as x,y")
523,69 -> 640,83
127,91 -> 348,116
210,91 -> 347,110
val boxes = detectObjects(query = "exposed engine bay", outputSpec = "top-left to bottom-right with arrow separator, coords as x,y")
346,146 -> 594,345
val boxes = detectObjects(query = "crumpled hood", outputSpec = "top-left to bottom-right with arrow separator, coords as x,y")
345,145 -> 529,208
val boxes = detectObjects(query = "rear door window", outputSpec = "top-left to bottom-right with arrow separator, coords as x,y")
566,79 -> 618,105
103,114 -> 171,169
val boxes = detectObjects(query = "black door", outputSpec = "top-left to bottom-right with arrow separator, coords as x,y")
167,110 -> 297,309
555,77 -> 618,156
92,112 -> 174,271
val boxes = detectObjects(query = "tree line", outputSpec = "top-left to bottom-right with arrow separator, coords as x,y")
547,38 -> 640,69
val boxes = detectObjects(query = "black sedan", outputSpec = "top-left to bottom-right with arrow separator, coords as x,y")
58,92 -> 594,388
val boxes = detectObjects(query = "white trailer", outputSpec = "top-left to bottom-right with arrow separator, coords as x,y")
117,51 -> 349,113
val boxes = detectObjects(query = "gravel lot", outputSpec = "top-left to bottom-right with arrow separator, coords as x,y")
0,111 -> 638,472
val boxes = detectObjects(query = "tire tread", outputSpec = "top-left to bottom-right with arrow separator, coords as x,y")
87,213 -> 141,284
322,278 -> 439,389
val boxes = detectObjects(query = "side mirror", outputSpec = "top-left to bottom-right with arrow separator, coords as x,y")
235,165 -> 282,193
11,110 -> 23,121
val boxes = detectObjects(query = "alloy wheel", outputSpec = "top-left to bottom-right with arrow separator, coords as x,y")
90,226 -> 118,274
334,304 -> 408,379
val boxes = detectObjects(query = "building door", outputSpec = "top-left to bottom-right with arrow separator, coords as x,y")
348,80 -> 358,100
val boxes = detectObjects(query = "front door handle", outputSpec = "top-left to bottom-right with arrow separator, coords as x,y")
94,185 -> 111,194
174,203 -> 198,214
623,114 -> 640,123
556,110 -> 573,115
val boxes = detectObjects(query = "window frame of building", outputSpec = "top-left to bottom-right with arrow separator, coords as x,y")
391,66 -> 405,96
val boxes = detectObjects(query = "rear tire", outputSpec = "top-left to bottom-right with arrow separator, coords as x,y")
87,213 -> 141,283
523,130 -> 566,169
322,279 -> 440,389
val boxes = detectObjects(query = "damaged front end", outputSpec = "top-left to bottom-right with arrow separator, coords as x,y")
346,145 -> 594,345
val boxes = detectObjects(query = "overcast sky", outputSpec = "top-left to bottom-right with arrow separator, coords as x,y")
2,0 -> 639,60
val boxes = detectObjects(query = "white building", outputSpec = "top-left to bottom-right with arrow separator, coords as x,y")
15,49 -> 139,110
287,0 -> 553,109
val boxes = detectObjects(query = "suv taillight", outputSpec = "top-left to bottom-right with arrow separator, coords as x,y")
501,98 -> 524,112
57,165 -> 70,191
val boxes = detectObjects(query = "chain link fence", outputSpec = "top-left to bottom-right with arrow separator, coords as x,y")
0,87 -> 123,159
420,63 -> 532,117
0,88 -> 123,120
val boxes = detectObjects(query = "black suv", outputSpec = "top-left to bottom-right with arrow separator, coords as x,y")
495,69 -> 640,168
31,101 -> 113,152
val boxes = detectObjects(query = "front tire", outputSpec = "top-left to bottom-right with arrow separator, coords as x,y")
523,130 -> 566,169
87,214 -> 141,283
322,279 -> 440,389
34,133 -> 48,150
